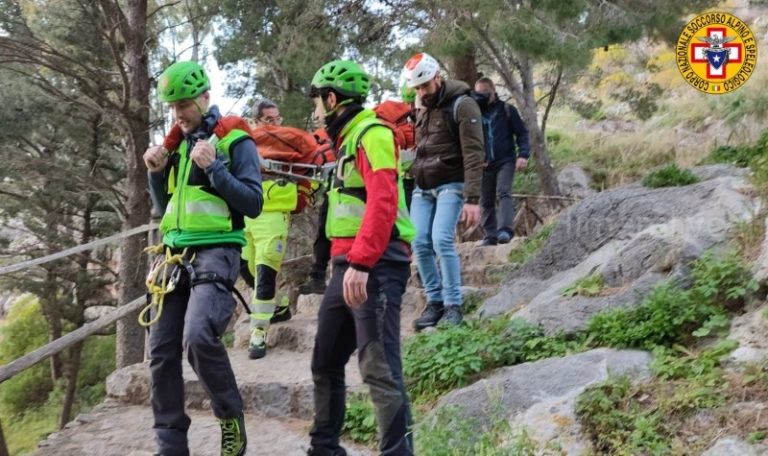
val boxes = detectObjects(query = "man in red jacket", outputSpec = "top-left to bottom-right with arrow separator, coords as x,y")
306,59 -> 415,456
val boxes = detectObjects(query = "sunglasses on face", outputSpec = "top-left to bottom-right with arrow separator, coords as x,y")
260,116 -> 283,125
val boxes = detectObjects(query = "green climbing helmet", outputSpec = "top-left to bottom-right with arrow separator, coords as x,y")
310,60 -> 371,99
157,61 -> 210,102
400,82 -> 416,103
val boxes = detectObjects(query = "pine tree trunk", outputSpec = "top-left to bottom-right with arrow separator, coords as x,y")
114,0 -> 151,368
59,341 -> 83,429
42,272 -> 64,382
446,46 -> 478,87
518,58 -> 560,197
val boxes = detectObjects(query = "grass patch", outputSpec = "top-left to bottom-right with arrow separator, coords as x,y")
415,403 -> 564,455
561,273 -> 605,297
342,393 -> 377,447
508,222 -> 557,264
575,252 -> 764,454
586,253 -> 756,350
642,164 -> 699,188
575,340 -> 768,455
0,295 -> 115,454
221,331 -> 235,348
404,317 -> 586,403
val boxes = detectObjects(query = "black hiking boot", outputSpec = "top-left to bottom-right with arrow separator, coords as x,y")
439,305 -> 464,327
307,446 -> 348,456
413,301 -> 444,331
298,276 -> 326,295
270,305 -> 292,324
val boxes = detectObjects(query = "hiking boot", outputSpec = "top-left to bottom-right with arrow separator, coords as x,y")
440,305 -> 464,327
413,301 -> 444,331
298,276 -> 326,295
498,230 -> 512,244
270,305 -> 292,324
479,238 -> 497,247
219,414 -> 247,456
307,446 -> 348,456
248,327 -> 267,360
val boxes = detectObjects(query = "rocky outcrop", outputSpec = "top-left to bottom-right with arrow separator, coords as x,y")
481,165 -> 758,334
432,348 -> 652,454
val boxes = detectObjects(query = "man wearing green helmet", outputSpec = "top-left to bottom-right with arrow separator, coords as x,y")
143,60 -> 263,456
306,60 -> 415,456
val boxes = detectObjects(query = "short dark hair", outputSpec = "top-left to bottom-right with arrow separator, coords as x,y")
313,87 -> 364,106
475,77 -> 495,91
253,98 -> 278,118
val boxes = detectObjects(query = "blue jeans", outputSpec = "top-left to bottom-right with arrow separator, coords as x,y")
411,182 -> 464,306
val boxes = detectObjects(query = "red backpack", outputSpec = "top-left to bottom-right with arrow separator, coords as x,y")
161,117 -> 325,214
252,125 -> 335,170
372,100 -> 416,151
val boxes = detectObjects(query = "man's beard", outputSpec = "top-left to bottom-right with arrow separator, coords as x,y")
421,93 -> 437,107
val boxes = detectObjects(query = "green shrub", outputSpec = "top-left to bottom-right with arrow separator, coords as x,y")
561,273 -> 605,297
642,164 -> 699,188
342,393 -> 377,446
77,334 -> 115,407
576,341 -> 739,455
404,317 -> 585,402
708,130 -> 768,167
0,295 -> 53,414
404,318 -> 544,401
509,223 -> 557,264
575,376 -> 670,455
585,253 -> 755,349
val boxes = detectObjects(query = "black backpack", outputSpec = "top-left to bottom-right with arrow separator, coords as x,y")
441,91 -> 516,162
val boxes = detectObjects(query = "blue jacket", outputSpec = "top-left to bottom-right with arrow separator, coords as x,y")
482,100 -> 530,166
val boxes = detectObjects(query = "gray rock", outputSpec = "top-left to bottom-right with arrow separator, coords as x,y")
753,217 -> 768,285
106,362 -> 150,405
701,436 -> 768,456
514,271 -> 667,335
728,302 -> 768,364
557,164 -> 596,200
481,167 -> 758,326
434,348 -> 652,454
296,293 -> 323,316
84,306 -> 117,322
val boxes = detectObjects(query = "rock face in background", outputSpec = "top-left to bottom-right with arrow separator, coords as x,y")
432,348 -> 652,455
481,165 -> 758,334
557,164 -> 596,200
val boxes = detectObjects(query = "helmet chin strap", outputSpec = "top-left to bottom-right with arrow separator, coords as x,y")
323,98 -> 353,120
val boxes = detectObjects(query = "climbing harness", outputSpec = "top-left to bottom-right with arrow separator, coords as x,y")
140,245 -> 193,327
140,244 -> 252,327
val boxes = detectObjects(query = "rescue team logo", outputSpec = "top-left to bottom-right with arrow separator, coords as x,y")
676,12 -> 757,94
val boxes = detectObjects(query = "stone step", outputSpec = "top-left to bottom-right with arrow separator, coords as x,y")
462,263 -> 518,287
36,401 -> 374,455
107,349 -> 363,420
456,238 -> 525,266
233,312 -> 317,353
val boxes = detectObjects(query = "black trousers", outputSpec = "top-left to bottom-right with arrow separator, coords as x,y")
480,160 -> 516,240
309,260 -> 413,455
149,246 -> 243,456
309,196 -> 332,280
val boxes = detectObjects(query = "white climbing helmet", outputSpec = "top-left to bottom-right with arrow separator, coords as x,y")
402,52 -> 440,88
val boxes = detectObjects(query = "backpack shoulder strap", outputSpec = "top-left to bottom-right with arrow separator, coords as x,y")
441,94 -> 468,141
